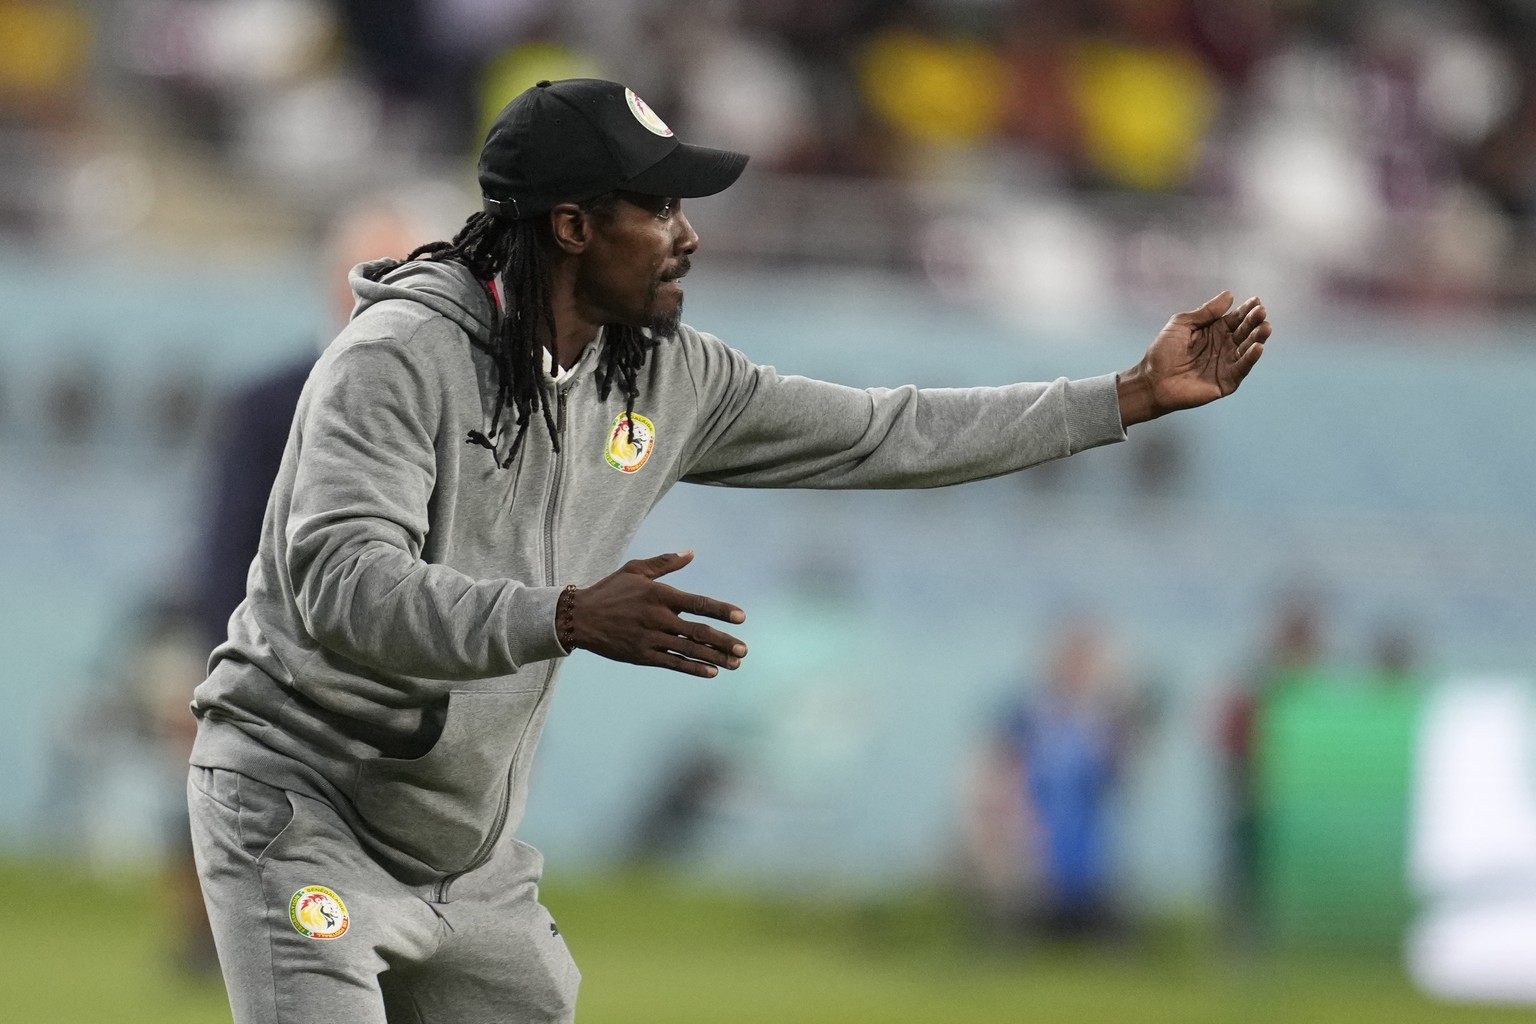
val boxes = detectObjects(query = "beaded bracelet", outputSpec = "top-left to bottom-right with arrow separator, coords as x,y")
557,584 -> 578,652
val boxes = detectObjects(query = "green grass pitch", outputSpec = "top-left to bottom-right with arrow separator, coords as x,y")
0,859 -> 1527,1024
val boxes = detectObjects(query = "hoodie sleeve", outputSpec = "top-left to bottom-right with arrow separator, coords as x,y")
677,329 -> 1127,488
283,327 -> 566,681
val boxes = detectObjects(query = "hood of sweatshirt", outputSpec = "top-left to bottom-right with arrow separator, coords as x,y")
349,257 -> 495,345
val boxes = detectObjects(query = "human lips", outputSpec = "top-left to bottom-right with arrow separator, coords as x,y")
659,258 -> 691,282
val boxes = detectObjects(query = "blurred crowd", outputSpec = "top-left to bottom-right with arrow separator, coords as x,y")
5,0 -> 1536,309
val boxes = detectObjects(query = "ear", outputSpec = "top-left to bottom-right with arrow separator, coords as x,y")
548,203 -> 590,255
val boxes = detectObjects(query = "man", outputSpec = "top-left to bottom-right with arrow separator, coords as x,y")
188,78 -> 1270,1023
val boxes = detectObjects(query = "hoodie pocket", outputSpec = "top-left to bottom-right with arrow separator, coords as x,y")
354,688 -> 543,874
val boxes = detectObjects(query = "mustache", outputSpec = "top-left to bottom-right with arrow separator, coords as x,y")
659,257 -> 691,282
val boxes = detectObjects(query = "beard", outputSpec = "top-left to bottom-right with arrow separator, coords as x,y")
644,292 -> 683,337
576,258 -> 689,338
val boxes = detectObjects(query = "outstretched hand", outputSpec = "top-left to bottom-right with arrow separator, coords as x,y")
566,551 -> 747,678
1117,291 -> 1271,426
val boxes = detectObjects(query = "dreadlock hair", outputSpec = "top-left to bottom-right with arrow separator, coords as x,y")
366,194 -> 657,467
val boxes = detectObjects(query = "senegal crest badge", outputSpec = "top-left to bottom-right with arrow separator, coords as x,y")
290,885 -> 350,940
605,412 -> 655,474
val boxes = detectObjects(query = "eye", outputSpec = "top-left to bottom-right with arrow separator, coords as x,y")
657,199 -> 675,218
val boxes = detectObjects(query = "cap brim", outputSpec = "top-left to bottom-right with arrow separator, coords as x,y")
622,143 -> 749,200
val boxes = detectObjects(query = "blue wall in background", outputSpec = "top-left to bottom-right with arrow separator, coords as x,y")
2,255 -> 1533,909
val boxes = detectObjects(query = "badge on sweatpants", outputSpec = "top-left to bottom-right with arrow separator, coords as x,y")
290,885 -> 350,939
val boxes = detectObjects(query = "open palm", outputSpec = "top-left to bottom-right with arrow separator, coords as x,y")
1133,291 -> 1270,420
1155,290 -> 1265,405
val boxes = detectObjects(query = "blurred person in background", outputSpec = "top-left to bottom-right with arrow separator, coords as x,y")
963,618 -> 1148,944
1215,591 -> 1326,949
41,598 -> 209,968
624,740 -> 735,865
184,77 -> 1270,1023
135,598 -> 221,974
962,723 -> 1034,940
192,198 -> 434,655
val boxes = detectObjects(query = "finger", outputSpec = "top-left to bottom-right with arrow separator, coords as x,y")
648,650 -> 723,679
675,618 -> 748,659
665,634 -> 744,671
1179,290 -> 1233,325
1222,295 -> 1260,332
663,585 -> 746,626
623,550 -> 695,580
1232,340 -> 1264,384
1232,302 -> 1268,346
1235,320 -> 1272,359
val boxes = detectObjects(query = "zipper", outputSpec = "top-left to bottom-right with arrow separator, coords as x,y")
433,384 -> 570,902
544,387 -> 568,588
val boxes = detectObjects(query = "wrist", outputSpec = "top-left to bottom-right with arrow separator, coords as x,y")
556,584 -> 579,653
1116,364 -> 1159,428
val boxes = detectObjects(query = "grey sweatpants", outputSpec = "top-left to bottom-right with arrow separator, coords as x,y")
188,766 -> 580,1023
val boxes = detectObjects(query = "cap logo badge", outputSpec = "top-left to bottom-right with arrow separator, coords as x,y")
624,89 -> 674,138
605,412 -> 656,474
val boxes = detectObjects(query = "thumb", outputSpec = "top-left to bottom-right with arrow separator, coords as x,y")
1179,290 -> 1233,325
624,550 -> 695,579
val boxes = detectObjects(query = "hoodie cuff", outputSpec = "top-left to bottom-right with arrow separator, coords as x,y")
501,584 -> 571,666
1062,374 -> 1128,454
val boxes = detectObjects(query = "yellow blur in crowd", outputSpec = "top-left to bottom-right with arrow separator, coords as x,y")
0,1 -> 93,108
857,22 -> 1217,190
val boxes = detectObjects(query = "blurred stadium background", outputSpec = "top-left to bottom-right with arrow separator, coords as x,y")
4,0 -> 1536,1021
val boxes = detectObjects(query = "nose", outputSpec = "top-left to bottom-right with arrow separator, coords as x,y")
675,208 -> 699,256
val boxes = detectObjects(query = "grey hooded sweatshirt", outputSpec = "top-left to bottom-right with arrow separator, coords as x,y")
190,257 -> 1126,885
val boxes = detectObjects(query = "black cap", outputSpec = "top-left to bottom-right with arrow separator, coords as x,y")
478,79 -> 750,220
